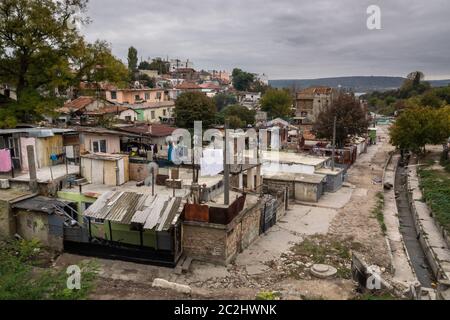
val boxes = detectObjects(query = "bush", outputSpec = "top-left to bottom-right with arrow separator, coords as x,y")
0,240 -> 97,300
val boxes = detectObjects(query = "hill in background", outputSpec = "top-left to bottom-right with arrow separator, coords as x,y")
269,76 -> 450,93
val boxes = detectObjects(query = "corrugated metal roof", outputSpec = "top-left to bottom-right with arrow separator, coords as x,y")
12,196 -> 70,214
84,191 -> 180,230
0,128 -> 74,135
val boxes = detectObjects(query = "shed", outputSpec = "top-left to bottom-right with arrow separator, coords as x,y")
11,196 -> 76,251
80,153 -> 129,186
78,191 -> 184,266
263,172 -> 326,202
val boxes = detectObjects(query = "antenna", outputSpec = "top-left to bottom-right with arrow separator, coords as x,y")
144,162 -> 159,196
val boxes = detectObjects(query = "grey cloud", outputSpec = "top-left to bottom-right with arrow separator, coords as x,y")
81,0 -> 450,79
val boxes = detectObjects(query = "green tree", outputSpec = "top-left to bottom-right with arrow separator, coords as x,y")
72,40 -> 129,88
127,46 -> 138,73
313,93 -> 369,148
138,60 -> 152,70
0,0 -> 129,127
232,68 -> 255,91
174,92 -> 217,128
135,73 -> 155,88
0,0 -> 87,95
420,91 -> 443,108
220,104 -> 256,128
260,88 -> 293,119
213,93 -> 237,112
389,105 -> 450,154
149,57 -> 169,74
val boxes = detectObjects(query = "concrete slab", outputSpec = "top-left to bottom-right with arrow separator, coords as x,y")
11,164 -> 79,183
235,204 -> 337,270
297,187 -> 353,209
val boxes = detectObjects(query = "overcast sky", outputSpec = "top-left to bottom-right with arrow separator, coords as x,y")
81,0 -> 450,80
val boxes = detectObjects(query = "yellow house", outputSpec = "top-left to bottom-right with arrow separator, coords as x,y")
130,101 -> 175,123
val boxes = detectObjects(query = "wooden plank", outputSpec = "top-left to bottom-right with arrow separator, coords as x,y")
181,256 -> 193,273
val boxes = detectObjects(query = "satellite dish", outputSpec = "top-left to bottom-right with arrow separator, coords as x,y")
144,162 -> 159,186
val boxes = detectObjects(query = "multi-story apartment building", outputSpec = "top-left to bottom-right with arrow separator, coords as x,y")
295,87 -> 337,123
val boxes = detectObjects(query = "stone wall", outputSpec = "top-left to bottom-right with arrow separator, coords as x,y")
0,200 -> 14,238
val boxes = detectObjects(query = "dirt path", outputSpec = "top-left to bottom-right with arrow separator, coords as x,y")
329,125 -> 392,269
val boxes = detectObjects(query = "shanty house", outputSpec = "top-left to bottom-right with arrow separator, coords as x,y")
0,128 -> 73,172
11,196 -> 79,251
80,153 -> 129,186
73,191 -> 184,266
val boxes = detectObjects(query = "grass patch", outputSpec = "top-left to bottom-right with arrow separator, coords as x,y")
256,291 -> 281,300
0,239 -> 97,300
353,291 -> 399,300
286,236 -> 363,279
418,168 -> 450,234
373,192 -> 387,235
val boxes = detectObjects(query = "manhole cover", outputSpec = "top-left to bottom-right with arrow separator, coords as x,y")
310,264 -> 337,279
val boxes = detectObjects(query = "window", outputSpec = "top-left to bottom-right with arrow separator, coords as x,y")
151,111 -> 155,119
93,140 -> 107,153
135,95 -> 141,101
163,109 -> 167,116
110,91 -> 117,99
156,92 -> 162,100
145,92 -> 150,100
125,116 -> 132,121
8,137 -> 20,158
92,218 -> 104,224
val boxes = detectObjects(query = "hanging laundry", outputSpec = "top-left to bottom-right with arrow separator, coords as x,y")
0,149 -> 12,172
201,148 -> 223,176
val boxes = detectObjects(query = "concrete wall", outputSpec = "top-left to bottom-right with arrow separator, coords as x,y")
294,181 -> 322,202
262,162 -> 317,175
141,106 -> 174,123
118,109 -> 137,121
15,210 -> 63,250
324,171 -> 344,192
264,177 -> 323,202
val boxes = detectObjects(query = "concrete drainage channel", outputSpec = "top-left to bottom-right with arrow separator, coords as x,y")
395,158 -> 435,288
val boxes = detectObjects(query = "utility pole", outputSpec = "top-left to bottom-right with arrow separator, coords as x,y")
332,116 -> 337,172
223,121 -> 230,205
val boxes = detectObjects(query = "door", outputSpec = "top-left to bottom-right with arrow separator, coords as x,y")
91,159 -> 104,184
117,159 -> 125,185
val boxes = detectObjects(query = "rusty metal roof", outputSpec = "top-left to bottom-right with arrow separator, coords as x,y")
84,191 -> 181,230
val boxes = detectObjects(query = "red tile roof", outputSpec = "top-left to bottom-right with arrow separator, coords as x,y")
298,86 -> 333,95
59,96 -> 95,113
117,124 -> 177,137
175,81 -> 201,90
84,105 -> 135,115
199,82 -> 220,90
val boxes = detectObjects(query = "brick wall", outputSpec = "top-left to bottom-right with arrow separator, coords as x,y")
129,163 -> 149,181
264,178 -> 295,198
182,201 -> 262,265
